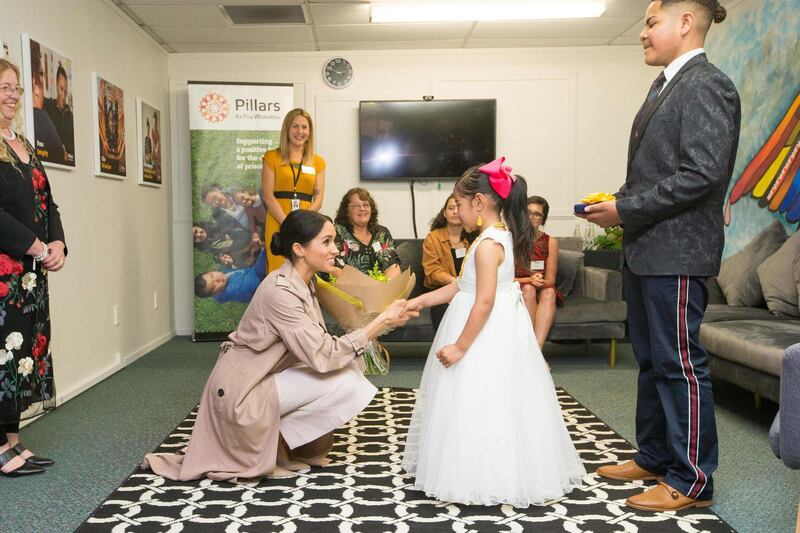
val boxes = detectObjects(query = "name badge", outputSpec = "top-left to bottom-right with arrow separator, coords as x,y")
291,198 -> 301,211
301,165 -> 316,176
455,247 -> 466,258
372,241 -> 382,253
531,260 -> 545,271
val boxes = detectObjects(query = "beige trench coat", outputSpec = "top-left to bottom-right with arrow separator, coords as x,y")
142,261 -> 371,481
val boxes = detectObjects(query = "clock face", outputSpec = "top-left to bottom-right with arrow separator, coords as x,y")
323,57 -> 354,89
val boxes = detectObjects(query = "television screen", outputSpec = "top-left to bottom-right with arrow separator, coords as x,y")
359,99 -> 496,181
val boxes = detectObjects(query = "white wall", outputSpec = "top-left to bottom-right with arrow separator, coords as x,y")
169,46 -> 655,334
0,0 -> 174,408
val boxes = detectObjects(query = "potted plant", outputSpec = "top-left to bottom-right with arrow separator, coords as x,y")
584,226 -> 623,270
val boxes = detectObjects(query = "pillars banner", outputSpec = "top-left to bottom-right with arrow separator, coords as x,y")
188,81 -> 293,339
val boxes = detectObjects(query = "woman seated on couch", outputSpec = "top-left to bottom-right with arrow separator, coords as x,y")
422,194 -> 474,329
515,195 -> 561,349
333,187 -> 401,279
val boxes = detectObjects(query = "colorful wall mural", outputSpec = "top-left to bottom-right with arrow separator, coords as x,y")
705,0 -> 800,257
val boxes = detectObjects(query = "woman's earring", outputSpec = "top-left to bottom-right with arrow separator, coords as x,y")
476,214 -> 483,228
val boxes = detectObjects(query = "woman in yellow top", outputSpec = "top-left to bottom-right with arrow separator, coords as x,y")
262,108 -> 326,272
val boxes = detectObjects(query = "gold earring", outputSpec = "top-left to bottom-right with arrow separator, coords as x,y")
476,214 -> 483,227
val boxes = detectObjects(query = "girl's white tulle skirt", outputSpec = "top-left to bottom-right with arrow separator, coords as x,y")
402,284 -> 586,508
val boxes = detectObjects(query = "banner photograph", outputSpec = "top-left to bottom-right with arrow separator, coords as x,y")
189,81 -> 293,338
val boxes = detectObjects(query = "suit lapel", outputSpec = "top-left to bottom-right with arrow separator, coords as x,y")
627,54 -> 708,171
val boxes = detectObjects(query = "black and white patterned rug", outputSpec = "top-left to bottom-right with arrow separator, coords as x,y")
79,388 -> 735,532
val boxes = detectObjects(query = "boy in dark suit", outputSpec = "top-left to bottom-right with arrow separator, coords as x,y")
581,0 -> 740,511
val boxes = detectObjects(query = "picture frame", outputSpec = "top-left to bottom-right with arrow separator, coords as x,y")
20,33 -> 76,169
91,72 -> 127,179
136,97 -> 162,187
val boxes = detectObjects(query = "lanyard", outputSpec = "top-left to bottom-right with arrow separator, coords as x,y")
289,162 -> 301,197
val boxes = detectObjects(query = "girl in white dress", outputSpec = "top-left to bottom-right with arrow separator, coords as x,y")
402,157 -> 585,507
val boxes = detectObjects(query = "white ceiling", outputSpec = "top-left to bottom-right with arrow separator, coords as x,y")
112,0 -> 742,54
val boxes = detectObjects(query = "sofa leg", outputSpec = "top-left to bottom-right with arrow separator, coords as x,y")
609,338 -> 617,369
754,393 -> 762,410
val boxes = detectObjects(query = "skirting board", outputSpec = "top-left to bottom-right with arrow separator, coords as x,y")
21,330 -> 176,428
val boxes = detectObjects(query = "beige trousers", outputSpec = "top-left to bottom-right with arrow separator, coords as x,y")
274,362 -> 377,450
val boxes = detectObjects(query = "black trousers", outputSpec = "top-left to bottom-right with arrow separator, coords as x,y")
0,420 -> 21,446
626,269 -> 718,500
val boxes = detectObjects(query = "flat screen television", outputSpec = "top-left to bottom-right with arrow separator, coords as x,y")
359,99 -> 496,181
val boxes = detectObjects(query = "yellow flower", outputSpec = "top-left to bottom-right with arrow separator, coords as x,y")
580,192 -> 616,204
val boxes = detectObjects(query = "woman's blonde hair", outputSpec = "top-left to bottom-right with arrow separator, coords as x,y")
0,59 -> 27,164
279,108 -> 314,165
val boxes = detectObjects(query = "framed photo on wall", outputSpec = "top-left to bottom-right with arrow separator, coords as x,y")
20,34 -> 76,169
136,98 -> 162,187
91,72 -> 126,179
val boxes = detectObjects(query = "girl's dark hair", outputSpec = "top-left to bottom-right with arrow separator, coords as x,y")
527,195 -> 550,226
429,194 -> 455,231
270,210 -> 332,260
455,165 -> 532,270
430,194 -> 476,243
334,188 -> 379,234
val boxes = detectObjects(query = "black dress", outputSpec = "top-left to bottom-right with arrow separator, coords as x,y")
0,138 -> 66,424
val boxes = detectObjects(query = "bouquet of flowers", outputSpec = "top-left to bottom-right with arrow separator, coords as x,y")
316,263 -> 416,375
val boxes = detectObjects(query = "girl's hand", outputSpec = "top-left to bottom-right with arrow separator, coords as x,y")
436,344 -> 465,368
530,272 -> 545,287
404,297 -> 424,313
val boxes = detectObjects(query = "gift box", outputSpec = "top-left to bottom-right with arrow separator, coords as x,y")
575,192 -> 616,214
316,265 -> 416,375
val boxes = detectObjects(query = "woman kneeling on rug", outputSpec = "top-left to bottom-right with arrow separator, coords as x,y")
143,210 -> 415,481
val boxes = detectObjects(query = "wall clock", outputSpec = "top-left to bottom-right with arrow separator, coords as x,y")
323,57 -> 354,89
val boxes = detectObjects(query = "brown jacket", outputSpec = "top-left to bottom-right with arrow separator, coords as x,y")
422,227 -> 464,289
143,260 -> 369,482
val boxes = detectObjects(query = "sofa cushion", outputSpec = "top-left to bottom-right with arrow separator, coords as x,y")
795,253 -> 800,310
702,304 -> 777,323
556,249 -> 583,296
699,319 -> 800,376
553,296 -> 627,324
395,240 -> 426,298
717,220 -> 787,307
757,229 -> 800,317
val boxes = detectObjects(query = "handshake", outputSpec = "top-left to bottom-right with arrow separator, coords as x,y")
379,298 -> 423,329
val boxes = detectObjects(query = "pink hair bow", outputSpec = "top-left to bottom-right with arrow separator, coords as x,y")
480,156 -> 516,199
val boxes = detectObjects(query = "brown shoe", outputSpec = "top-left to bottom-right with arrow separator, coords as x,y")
626,482 -> 714,512
596,460 -> 662,481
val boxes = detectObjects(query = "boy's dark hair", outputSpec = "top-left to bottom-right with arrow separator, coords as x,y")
200,183 -> 222,201
661,0 -> 727,25
194,274 -> 212,297
56,64 -> 68,83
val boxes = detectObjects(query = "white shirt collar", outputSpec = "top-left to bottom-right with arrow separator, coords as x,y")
663,48 -> 705,86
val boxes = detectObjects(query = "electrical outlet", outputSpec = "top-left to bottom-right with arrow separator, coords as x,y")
153,290 -> 159,310
113,305 -> 120,326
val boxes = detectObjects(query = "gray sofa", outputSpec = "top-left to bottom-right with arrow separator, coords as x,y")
698,223 -> 800,404
380,237 -> 627,366
701,278 -> 800,403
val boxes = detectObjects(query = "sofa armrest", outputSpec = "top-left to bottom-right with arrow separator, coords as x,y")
579,266 -> 622,302
772,343 -> 800,469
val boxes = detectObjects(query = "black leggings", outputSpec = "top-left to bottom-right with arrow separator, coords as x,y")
0,421 -> 21,446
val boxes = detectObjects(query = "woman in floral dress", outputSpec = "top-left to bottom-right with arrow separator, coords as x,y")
0,59 -> 67,477
332,188 -> 400,279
